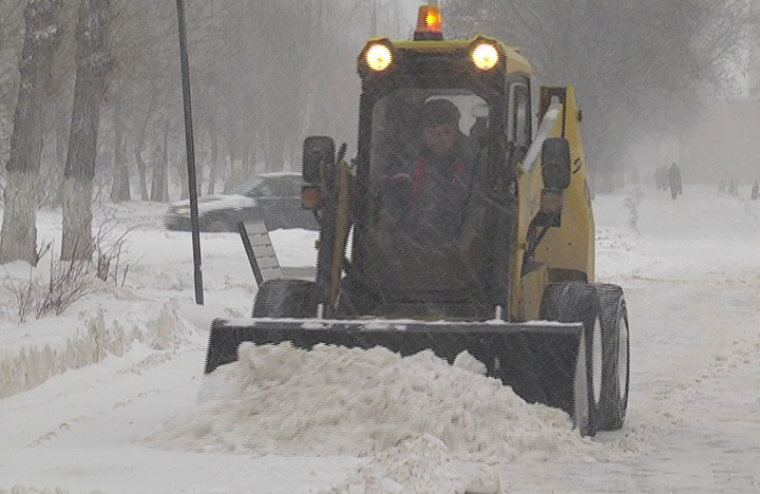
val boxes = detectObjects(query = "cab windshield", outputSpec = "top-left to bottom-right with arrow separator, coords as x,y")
360,88 -> 493,307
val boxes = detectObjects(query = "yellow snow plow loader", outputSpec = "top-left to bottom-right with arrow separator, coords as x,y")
205,3 -> 629,436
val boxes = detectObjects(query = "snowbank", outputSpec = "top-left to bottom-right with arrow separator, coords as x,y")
0,202 -> 316,400
0,300 -> 196,399
144,342 -> 604,460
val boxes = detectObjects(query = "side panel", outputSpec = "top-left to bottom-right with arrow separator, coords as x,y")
518,263 -> 547,320
512,98 -> 563,319
535,86 -> 595,283
330,161 -> 356,307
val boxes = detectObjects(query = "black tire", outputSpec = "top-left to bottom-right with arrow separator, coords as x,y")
540,282 -> 602,437
251,279 -> 314,318
595,284 -> 630,431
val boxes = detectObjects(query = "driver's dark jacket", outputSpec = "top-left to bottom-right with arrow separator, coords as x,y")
374,135 -> 487,294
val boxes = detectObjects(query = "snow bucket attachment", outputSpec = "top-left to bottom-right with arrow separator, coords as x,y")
205,318 -> 594,435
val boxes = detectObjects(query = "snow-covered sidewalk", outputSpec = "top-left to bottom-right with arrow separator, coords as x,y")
1,185 -> 759,493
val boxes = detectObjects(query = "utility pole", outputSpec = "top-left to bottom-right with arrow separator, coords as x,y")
175,0 -> 204,305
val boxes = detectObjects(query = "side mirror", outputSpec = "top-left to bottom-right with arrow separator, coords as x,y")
541,137 -> 571,190
302,136 -> 335,185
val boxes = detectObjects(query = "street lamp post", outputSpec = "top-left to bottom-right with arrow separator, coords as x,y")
175,0 -> 204,305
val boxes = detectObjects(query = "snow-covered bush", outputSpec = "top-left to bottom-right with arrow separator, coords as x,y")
2,214 -> 136,323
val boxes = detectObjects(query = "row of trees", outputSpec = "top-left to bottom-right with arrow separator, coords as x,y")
2,0 -> 754,266
444,0 -> 758,192
0,0 -> 405,266
0,0 -> 110,265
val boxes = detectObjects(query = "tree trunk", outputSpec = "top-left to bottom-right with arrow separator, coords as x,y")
149,145 -> 166,201
61,0 -> 113,261
178,154 -> 189,200
134,122 -> 150,200
53,99 -> 69,206
265,130 -> 285,172
110,92 -> 130,202
56,103 -> 68,173
134,89 -> 156,201
225,80 -> 245,190
207,117 -> 218,195
163,118 -> 170,200
0,0 -> 63,266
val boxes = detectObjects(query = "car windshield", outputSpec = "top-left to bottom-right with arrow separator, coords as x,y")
225,176 -> 266,196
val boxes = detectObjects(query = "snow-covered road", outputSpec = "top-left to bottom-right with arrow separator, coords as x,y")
1,184 -> 759,493
584,188 -> 760,493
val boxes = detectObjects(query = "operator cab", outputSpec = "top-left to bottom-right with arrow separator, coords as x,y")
302,3 -> 535,319
341,6 -> 515,319
357,89 -> 493,317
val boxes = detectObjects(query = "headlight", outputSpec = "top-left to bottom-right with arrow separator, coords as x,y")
471,43 -> 499,70
174,207 -> 190,216
365,44 -> 393,71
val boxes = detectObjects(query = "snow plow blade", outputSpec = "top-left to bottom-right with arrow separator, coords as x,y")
205,318 -> 590,430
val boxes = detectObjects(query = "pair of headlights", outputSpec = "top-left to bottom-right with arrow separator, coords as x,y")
365,42 -> 500,72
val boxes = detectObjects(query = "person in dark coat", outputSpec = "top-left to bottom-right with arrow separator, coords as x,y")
752,181 -> 759,201
378,99 -> 482,235
374,98 -> 487,292
668,162 -> 682,199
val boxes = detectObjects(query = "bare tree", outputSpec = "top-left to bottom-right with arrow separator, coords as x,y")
0,0 -> 401,210
108,0 -> 177,201
0,0 -> 63,265
61,0 -> 113,261
109,85 -> 129,202
149,119 -> 170,202
0,1 -> 27,182
132,91 -> 153,200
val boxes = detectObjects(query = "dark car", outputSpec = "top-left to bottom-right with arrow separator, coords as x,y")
163,172 -> 318,232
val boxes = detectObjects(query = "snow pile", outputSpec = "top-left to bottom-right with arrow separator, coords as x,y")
318,434 -> 499,494
144,342 -> 602,460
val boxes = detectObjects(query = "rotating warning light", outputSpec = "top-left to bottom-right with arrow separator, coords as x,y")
414,4 -> 443,40
471,42 -> 499,70
365,43 -> 393,71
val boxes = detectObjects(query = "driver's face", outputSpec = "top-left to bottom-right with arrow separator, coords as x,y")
423,123 -> 458,157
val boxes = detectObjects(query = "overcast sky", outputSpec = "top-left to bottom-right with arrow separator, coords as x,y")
400,0 -> 420,27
